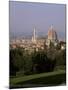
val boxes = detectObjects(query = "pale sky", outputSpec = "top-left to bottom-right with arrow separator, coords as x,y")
9,1 -> 66,41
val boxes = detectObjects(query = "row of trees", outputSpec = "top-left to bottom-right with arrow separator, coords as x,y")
10,48 -> 66,76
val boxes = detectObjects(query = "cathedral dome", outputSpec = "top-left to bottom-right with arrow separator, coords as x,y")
48,25 -> 57,41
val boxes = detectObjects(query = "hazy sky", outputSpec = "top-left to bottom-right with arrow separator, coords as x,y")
9,1 -> 66,40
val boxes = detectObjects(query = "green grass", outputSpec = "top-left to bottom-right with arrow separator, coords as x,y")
10,70 -> 66,88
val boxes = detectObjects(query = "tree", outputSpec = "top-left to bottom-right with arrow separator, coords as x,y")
10,49 -> 18,76
23,52 -> 33,75
32,50 -> 56,73
10,48 -> 34,76
55,49 -> 66,66
10,48 -> 24,76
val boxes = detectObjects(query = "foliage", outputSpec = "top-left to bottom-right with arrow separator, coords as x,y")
10,48 -> 24,76
10,48 -> 33,76
10,47 -> 66,76
32,50 -> 56,73
55,50 -> 66,66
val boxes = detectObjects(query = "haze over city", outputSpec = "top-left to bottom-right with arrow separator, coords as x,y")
9,1 -> 66,41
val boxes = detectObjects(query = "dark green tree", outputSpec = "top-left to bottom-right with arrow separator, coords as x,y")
55,49 -> 66,66
32,51 -> 56,73
10,48 -> 24,76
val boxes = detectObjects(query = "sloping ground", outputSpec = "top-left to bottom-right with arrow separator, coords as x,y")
10,70 -> 66,89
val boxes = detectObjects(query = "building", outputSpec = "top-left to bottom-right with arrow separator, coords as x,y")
59,41 -> 66,50
46,25 -> 58,47
32,27 -> 37,43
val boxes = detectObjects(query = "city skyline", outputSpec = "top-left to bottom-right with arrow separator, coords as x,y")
9,1 -> 66,41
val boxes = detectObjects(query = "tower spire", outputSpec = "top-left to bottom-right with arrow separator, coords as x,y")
34,27 -> 36,41
32,27 -> 36,43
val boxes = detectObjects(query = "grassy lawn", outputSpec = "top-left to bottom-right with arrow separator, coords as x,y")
10,70 -> 66,88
